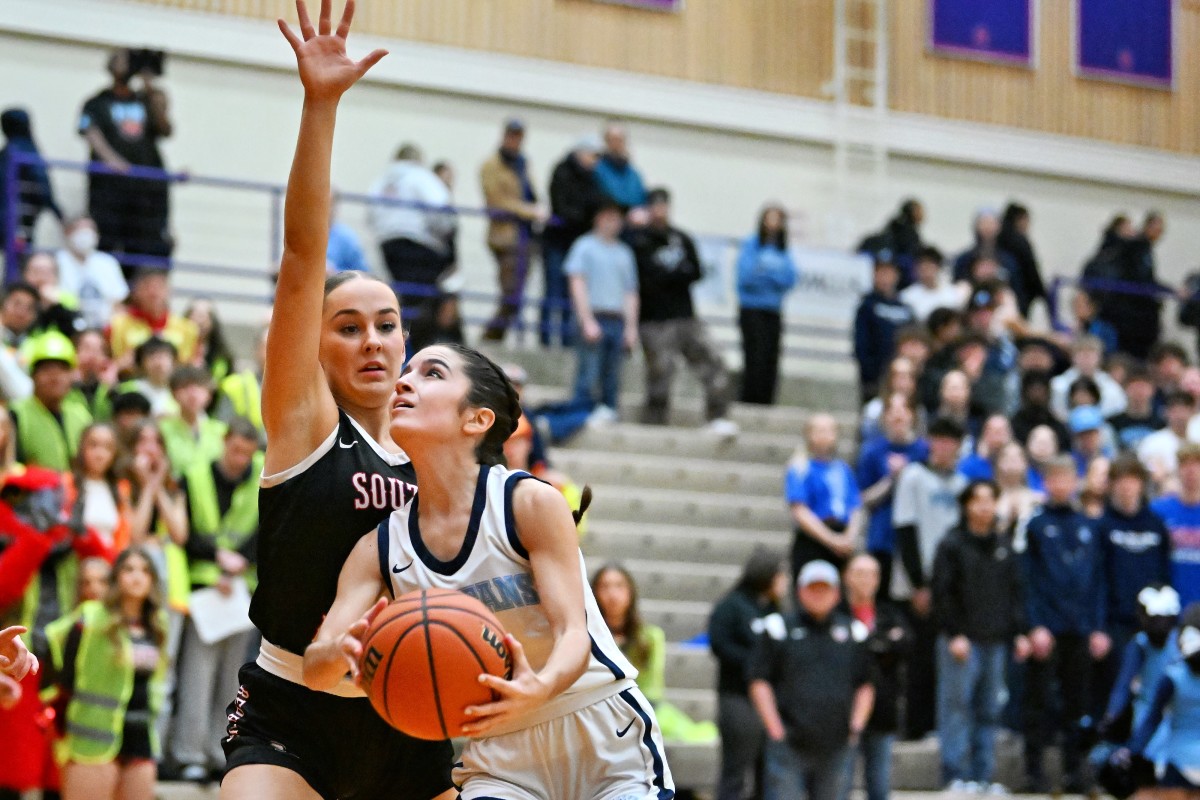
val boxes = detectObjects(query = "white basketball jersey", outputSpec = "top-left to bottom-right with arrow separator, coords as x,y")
378,464 -> 637,734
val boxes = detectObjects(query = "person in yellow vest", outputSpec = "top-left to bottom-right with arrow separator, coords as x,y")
107,269 -> 198,374
170,418 -> 261,781
160,365 -> 227,478
116,337 -> 178,418
215,325 -> 266,442
44,547 -> 168,800
70,329 -> 118,423
10,331 -> 93,472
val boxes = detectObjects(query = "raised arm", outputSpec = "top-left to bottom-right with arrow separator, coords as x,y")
263,0 -> 387,473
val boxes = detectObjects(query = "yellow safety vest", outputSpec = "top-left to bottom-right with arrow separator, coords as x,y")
218,370 -> 263,434
11,395 -> 92,471
160,415 -> 227,478
185,453 -> 263,590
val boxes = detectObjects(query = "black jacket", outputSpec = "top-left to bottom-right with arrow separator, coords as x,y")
708,587 -> 779,696
858,603 -> 911,733
625,223 -> 702,323
998,225 -> 1046,317
544,154 -> 606,248
932,526 -> 1025,643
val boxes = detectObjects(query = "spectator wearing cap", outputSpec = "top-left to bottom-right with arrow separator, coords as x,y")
593,120 -> 648,212
748,560 -> 875,800
479,118 -> 547,341
107,268 -> 198,372
11,331 -> 93,470
543,135 -> 606,347
1070,404 -> 1112,477
854,254 -> 916,404
367,143 -> 456,352
959,283 -> 1018,416
1138,391 -> 1197,488
737,205 -> 797,406
932,479 -> 1030,792
1012,371 -> 1069,452
1110,367 -> 1165,454
625,187 -> 735,434
1151,444 -> 1200,609
1050,335 -> 1127,420
899,247 -> 958,323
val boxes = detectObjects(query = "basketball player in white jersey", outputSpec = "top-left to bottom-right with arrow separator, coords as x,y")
305,343 -> 675,800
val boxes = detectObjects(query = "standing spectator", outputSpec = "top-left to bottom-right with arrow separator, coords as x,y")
854,255 -> 916,403
1017,456 -> 1110,793
997,203 -> 1046,318
593,121 -> 648,211
857,395 -> 929,597
1110,367 -> 1165,454
216,326 -> 266,439
843,553 -> 911,800
893,416 -> 968,740
0,108 -> 63,249
1149,342 -> 1189,417
22,252 -> 84,339
543,136 -> 605,346
79,48 -> 173,266
479,118 -> 546,340
1097,212 -> 1168,360
786,413 -> 861,580
626,187 -> 735,432
107,269 -> 198,369
1070,405 -> 1112,477
184,299 -> 233,386
429,160 -> 465,347
748,561 -> 875,800
1011,371 -> 1070,451
932,480 -> 1030,792
325,192 -> 368,273
159,365 -> 226,478
55,216 -> 129,331
1055,289 -> 1118,355
565,202 -> 638,422
709,549 -> 788,800
11,332 -> 92,471
899,247 -> 958,322
67,422 -> 132,553
1051,336 -> 1127,420
858,199 -> 925,279
994,442 -> 1043,530
367,143 -> 455,352
737,205 -> 797,406
1138,391 -> 1196,489
1151,443 -> 1200,608
171,420 -> 260,782
952,210 -> 1021,303
957,414 -> 1012,480
44,547 -> 167,800
860,357 -> 921,442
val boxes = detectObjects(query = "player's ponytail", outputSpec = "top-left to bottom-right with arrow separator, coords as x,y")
446,344 -> 522,466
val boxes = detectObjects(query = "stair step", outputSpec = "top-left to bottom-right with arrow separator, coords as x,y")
640,598 -> 712,641
664,643 -> 718,690
551,450 -> 783,496
566,422 -> 799,464
587,483 -> 789,531
613,558 -> 740,604
583,520 -> 790,566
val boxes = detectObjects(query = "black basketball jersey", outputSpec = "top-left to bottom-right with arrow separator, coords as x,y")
251,409 -> 417,655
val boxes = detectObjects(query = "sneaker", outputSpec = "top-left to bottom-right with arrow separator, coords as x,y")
706,418 -> 740,438
944,779 -> 971,794
587,405 -> 618,426
180,764 -> 209,783
982,782 -> 1010,795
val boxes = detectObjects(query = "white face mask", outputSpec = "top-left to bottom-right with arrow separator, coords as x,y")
69,227 -> 99,255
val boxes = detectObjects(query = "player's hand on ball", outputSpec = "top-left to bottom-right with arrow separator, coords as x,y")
341,597 -> 388,684
461,634 -> 550,737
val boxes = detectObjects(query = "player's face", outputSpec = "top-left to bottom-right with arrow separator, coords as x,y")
321,280 -> 404,411
390,346 -> 477,446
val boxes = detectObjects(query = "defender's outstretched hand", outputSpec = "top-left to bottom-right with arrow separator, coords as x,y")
278,0 -> 387,101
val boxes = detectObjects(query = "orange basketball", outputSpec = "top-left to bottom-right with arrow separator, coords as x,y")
359,588 -> 513,740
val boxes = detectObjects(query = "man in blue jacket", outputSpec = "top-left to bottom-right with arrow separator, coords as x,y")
854,253 -> 916,403
1017,456 -> 1110,793
593,121 -> 647,212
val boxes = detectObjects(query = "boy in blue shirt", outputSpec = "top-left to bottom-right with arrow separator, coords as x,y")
786,413 -> 861,582
1150,443 -> 1200,607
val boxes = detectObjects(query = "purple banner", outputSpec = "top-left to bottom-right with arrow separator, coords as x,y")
928,0 -> 1033,66
590,0 -> 681,10
1077,0 -> 1173,88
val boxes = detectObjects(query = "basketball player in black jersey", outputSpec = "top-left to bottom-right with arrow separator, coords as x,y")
219,2 -> 454,799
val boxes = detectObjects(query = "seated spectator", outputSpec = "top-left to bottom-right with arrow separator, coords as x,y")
1081,454 -> 1112,520
998,202 -> 1046,318
119,337 -> 178,418
786,413 -> 861,580
1150,444 -> 1200,607
1054,289 -> 1118,355
958,288 -> 1018,415
1017,456 -> 1109,794
1025,424 -> 1062,489
900,246 -> 959,322
932,479 -> 1029,792
22,252 -> 83,339
185,299 -> 233,386
108,269 -> 198,371
1111,366 -> 1165,454
1012,371 -> 1070,451
1105,351 -> 1138,390
1016,335 -> 1067,377
1138,390 -> 1196,490
928,307 -> 964,353
325,191 -> 368,273
917,308 -> 964,411
566,202 -> 639,424
1065,376 -> 1121,454
1051,336 -> 1127,420
709,549 -> 788,800
216,325 -> 266,439
1,283 -> 39,351
748,561 -> 875,800
860,356 -> 921,442
843,553 -> 911,800
67,422 -> 131,552
854,254 -> 916,403
0,107 -> 63,248
160,366 -> 227,478
1070,405 -> 1113,477
957,413 -> 1011,480
11,332 -> 92,471
1149,342 -> 1189,418
593,120 -> 648,212
55,216 -> 128,330
737,205 -> 797,406
110,391 -> 151,439
626,187 -> 735,434
857,395 -> 928,596
894,324 -> 932,376
934,369 -> 979,446
994,441 -> 1043,530
542,135 -> 604,346
591,563 -> 717,743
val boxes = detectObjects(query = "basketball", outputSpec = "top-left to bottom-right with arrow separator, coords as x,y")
358,588 -> 513,740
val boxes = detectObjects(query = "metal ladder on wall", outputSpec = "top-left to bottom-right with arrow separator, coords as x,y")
823,0 -> 889,244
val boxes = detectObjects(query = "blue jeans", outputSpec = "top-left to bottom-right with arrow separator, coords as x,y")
572,316 -> 625,409
845,731 -> 894,800
764,739 -> 850,800
937,637 -> 1008,786
540,242 -> 574,346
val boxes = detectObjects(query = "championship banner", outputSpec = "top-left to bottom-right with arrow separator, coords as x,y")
1076,0 -> 1173,88
928,0 -> 1034,66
